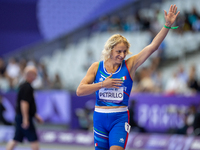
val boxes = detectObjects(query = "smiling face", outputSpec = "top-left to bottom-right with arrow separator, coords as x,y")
110,42 -> 128,64
102,34 -> 131,61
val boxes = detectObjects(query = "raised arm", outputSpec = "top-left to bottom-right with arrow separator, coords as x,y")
127,4 -> 180,74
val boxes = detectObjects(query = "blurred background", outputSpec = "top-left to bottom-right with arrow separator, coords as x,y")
0,0 -> 200,149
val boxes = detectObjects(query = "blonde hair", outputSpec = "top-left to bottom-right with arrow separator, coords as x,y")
101,34 -> 131,61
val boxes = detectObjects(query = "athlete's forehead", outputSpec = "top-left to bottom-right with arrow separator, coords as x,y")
113,43 -> 127,50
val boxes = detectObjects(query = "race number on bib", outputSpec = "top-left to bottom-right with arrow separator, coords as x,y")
99,87 -> 123,103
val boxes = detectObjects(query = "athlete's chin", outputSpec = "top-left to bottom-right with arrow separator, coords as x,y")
117,59 -> 123,63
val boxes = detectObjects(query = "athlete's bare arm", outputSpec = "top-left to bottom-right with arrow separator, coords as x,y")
76,62 -> 100,96
126,4 -> 180,79
76,62 -> 123,96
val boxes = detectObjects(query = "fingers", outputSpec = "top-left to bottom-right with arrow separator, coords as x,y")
176,11 -> 180,17
112,82 -> 123,88
104,78 -> 123,88
169,4 -> 178,14
107,73 -> 113,79
112,78 -> 123,81
104,75 -> 123,88
169,4 -> 173,12
112,80 -> 123,88
112,86 -> 121,89
174,5 -> 177,14
172,4 -> 180,17
172,4 -> 176,13
113,81 -> 123,85
164,10 -> 167,17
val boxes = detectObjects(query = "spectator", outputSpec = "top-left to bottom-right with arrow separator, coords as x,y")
39,62 -> 51,89
177,64 -> 188,84
152,70 -> 164,92
6,66 -> 43,150
186,105 -> 196,134
138,67 -> 157,93
187,64 -> 200,93
0,57 -> 6,77
192,15 -> 200,31
97,15 -> 109,32
193,104 -> 200,136
188,7 -> 199,27
0,75 -> 10,92
17,58 -> 27,86
182,15 -> 192,31
131,71 -> 141,93
165,71 -> 191,95
122,14 -> 140,31
51,73 -> 62,89
75,100 -> 94,131
109,15 -> 123,32
176,105 -> 196,135
0,58 -> 10,92
83,49 -> 95,71
5,58 -> 20,90
129,100 -> 145,132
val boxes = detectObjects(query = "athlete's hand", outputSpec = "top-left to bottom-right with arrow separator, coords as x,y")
102,74 -> 123,88
164,4 -> 180,27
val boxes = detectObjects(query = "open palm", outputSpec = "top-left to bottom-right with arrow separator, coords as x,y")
164,4 -> 180,26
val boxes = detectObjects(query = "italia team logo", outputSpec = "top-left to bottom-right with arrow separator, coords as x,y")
121,76 -> 126,81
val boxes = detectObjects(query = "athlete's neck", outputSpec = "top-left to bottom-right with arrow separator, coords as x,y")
104,60 -> 121,73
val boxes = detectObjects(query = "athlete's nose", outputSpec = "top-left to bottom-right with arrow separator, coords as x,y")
120,52 -> 125,58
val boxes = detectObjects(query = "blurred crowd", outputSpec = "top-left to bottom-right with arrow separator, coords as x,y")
0,57 -> 63,92
1,55 -> 199,95
91,7 -> 200,34
128,100 -> 200,136
168,103 -> 200,136
1,5 -> 200,94
131,62 -> 200,95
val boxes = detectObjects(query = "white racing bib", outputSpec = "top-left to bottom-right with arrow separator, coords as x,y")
99,87 -> 123,103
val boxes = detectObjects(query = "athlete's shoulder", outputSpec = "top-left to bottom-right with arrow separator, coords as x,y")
90,61 -> 100,69
87,61 -> 100,75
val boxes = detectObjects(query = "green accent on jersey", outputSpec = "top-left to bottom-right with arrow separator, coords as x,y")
100,71 -> 108,78
97,62 -> 100,71
94,127 -> 108,135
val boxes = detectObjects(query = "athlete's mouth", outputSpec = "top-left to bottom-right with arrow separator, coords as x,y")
118,58 -> 124,61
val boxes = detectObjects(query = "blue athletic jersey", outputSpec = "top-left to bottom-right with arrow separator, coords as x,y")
94,60 -> 133,106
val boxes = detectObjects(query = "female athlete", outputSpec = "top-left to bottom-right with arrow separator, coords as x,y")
77,4 -> 180,150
